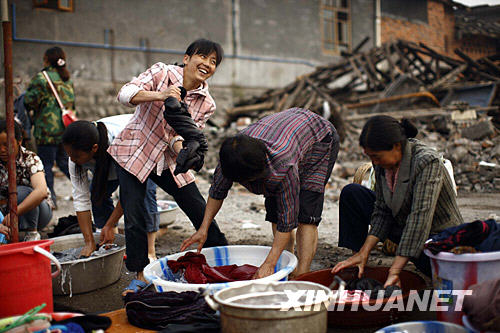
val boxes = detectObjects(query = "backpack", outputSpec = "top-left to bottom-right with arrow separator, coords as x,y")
14,93 -> 32,139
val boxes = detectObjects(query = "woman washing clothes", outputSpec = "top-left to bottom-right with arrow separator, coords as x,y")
333,115 -> 463,286
0,120 -> 54,242
181,108 -> 339,279
62,115 -> 160,260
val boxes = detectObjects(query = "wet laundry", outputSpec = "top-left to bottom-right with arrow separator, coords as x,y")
167,252 -> 258,284
424,219 -> 500,254
345,277 -> 402,300
124,289 -> 219,331
52,244 -> 121,263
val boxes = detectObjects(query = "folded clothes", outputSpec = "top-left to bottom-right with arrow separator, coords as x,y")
167,252 -> 258,284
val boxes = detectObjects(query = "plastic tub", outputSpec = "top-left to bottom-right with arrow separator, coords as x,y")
143,245 -> 297,294
0,240 -> 61,317
424,249 -> 500,326
375,321 -> 468,333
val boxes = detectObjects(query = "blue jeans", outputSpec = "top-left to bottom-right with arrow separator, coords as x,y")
91,179 -> 159,232
17,185 -> 52,231
118,165 -> 227,272
36,144 -> 70,206
338,183 -> 432,277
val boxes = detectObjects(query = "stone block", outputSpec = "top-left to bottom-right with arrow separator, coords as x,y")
461,121 -> 495,140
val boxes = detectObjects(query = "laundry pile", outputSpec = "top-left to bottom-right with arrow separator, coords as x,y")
424,219 -> 500,254
167,252 -> 258,284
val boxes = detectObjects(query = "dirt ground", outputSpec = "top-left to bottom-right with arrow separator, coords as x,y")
48,171 -> 500,332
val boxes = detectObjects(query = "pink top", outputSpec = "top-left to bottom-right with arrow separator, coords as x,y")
108,63 -> 215,187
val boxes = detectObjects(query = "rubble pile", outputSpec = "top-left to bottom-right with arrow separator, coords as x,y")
203,39 -> 500,194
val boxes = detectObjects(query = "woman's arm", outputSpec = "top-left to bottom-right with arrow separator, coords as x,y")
99,201 -> 123,245
129,87 -> 180,105
76,210 -> 95,257
18,172 -> 48,216
180,196 -> 223,252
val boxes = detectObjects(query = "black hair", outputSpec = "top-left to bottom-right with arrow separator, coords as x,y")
44,46 -> 70,82
219,134 -> 268,182
62,120 -> 111,205
0,119 -> 23,141
359,115 -> 418,151
185,39 -> 224,66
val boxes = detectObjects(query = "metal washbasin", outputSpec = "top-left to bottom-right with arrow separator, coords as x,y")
50,233 -> 126,296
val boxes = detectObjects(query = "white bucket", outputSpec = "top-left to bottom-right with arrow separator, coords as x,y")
144,245 -> 297,294
424,249 -> 500,325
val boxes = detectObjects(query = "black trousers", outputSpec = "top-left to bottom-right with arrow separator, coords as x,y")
338,183 -> 432,277
118,166 -> 228,272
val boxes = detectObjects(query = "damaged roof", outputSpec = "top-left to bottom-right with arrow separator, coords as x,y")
455,5 -> 500,39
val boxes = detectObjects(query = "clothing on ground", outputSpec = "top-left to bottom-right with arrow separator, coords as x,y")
124,289 -> 218,331
167,252 -> 258,284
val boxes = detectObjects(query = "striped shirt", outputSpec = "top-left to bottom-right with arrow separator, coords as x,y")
209,108 -> 337,232
108,63 -> 216,186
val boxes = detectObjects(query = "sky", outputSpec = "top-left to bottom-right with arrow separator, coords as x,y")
453,0 -> 500,6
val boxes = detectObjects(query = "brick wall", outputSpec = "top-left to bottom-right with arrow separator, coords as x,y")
381,0 -> 497,60
381,0 -> 456,58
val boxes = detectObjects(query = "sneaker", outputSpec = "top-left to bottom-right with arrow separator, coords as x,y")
24,231 -> 41,242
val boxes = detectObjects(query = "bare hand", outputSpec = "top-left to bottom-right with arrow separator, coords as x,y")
79,241 -> 96,258
252,263 -> 274,280
162,86 -> 181,101
99,224 -> 116,246
384,273 -> 401,288
331,252 -> 368,278
180,230 -> 207,253
3,213 -> 10,227
0,224 -> 10,240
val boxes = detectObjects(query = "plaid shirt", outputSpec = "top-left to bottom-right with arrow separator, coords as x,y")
209,108 -> 337,232
108,63 -> 215,186
369,139 -> 463,258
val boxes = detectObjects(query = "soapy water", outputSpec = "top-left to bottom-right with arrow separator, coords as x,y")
52,244 -> 122,263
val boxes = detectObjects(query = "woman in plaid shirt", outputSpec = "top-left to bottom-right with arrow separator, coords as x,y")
181,108 -> 340,279
109,39 -> 228,291
333,116 -> 463,287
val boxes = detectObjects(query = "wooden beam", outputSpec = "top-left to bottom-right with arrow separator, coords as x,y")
346,106 -> 499,121
226,101 -> 275,116
427,64 -> 467,90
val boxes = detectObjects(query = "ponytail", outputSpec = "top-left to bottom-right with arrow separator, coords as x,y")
62,120 -> 111,205
44,46 -> 70,82
90,122 -> 111,205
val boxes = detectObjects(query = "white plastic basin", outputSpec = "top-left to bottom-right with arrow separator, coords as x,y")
144,245 -> 298,294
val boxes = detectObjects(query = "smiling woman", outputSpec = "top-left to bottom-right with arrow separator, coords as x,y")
0,120 -> 53,242
107,38 -> 228,294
